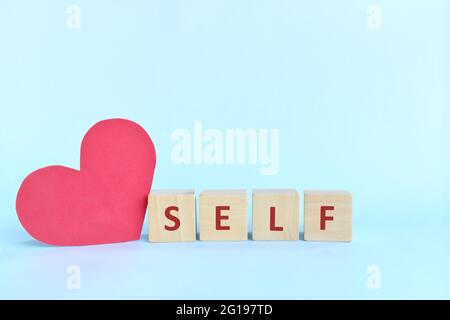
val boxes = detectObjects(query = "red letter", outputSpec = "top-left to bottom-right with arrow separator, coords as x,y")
269,207 -> 283,231
216,206 -> 230,230
164,206 -> 180,231
320,206 -> 334,230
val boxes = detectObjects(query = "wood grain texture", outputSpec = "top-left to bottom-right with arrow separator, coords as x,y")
252,189 -> 299,241
148,190 -> 196,242
304,190 -> 352,242
199,190 -> 247,241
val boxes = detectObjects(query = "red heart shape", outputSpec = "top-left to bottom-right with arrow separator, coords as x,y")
16,119 -> 156,246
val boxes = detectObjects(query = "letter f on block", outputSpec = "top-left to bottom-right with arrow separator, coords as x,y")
320,206 -> 334,230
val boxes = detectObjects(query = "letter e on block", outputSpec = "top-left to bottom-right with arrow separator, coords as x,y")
200,190 -> 247,241
148,190 -> 196,242
304,190 -> 352,242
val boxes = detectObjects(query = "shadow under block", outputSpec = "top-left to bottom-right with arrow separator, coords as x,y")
148,190 -> 196,242
199,190 -> 248,241
304,190 -> 352,242
252,189 -> 299,241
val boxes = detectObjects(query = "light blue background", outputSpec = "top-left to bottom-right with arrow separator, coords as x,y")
0,0 -> 449,299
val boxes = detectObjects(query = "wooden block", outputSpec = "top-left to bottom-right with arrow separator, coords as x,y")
148,190 -> 196,242
304,190 -> 352,242
199,190 -> 247,241
252,189 -> 299,241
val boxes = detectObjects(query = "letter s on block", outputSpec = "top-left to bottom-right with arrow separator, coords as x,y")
165,206 -> 180,231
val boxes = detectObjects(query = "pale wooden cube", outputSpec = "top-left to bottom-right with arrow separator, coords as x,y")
252,189 -> 299,241
199,190 -> 247,241
304,190 -> 352,242
148,190 -> 196,243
